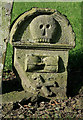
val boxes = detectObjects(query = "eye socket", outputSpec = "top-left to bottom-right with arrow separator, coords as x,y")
40,24 -> 43,29
46,24 -> 50,28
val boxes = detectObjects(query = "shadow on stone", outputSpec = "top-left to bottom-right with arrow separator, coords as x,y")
58,57 -> 65,73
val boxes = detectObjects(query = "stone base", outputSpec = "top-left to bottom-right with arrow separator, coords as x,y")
2,90 -> 67,105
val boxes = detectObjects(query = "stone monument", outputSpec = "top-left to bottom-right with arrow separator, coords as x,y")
10,8 -> 75,100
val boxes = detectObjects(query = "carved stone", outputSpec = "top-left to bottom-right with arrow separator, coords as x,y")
10,8 -> 75,99
29,15 -> 58,43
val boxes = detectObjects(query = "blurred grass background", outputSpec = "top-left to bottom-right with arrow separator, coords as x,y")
4,2 -> 83,72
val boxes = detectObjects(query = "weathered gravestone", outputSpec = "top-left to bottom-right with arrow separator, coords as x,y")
0,1 -> 13,117
9,8 -> 75,100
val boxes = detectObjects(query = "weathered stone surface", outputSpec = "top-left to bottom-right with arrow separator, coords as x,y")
10,8 -> 75,46
25,54 -> 41,71
2,91 -> 44,104
2,91 -> 32,103
9,8 -> 75,101
0,1 -> 13,83
0,4 -> 2,108
14,47 -> 68,98
29,15 -> 59,43
0,2 -> 13,118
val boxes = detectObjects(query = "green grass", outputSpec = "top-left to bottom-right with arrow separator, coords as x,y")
4,43 -> 13,71
4,2 -> 83,71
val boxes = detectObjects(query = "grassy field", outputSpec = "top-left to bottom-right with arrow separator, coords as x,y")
4,2 -> 83,71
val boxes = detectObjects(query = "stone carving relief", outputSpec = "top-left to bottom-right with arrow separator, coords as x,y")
9,8 -> 75,100
25,54 -> 59,73
29,15 -> 61,43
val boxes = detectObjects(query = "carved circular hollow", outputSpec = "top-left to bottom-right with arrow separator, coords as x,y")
46,24 -> 50,29
40,24 -> 43,29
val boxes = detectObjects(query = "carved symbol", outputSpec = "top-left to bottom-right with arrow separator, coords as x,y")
39,23 -> 51,36
25,54 -> 43,72
30,15 -> 57,43
25,54 -> 59,73
32,74 -> 58,97
43,56 -> 59,72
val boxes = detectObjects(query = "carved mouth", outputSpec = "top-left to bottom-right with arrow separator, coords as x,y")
34,38 -> 50,43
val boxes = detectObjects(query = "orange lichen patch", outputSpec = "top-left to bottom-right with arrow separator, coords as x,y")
23,105 -> 30,108
51,104 -> 55,106
49,100 -> 60,105
54,100 -> 60,104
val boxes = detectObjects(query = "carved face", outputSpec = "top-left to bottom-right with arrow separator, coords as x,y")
30,15 -> 57,43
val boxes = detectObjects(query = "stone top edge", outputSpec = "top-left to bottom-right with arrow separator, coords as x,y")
30,7 -> 57,12
12,42 -> 74,49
